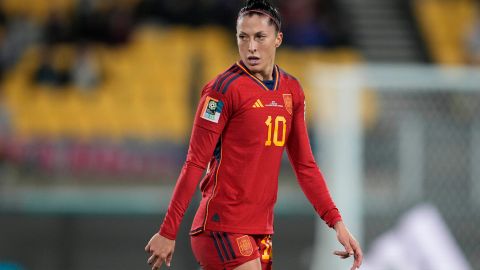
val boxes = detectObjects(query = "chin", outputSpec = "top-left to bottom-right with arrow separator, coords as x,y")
246,63 -> 263,73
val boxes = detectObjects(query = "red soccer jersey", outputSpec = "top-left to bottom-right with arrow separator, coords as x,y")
159,61 -> 341,239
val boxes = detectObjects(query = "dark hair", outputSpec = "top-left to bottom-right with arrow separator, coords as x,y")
238,0 -> 282,32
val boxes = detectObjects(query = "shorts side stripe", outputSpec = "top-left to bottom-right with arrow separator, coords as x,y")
210,232 -> 225,262
215,232 -> 232,261
222,232 -> 237,259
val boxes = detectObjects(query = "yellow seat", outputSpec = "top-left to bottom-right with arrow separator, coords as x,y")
415,0 -> 477,64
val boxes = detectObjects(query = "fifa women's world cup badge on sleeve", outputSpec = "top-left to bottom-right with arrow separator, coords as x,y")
201,96 -> 224,123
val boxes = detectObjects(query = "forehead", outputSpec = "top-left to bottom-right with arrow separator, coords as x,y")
237,14 -> 275,33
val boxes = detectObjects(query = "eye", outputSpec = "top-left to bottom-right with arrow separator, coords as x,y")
238,34 -> 247,41
255,34 -> 266,41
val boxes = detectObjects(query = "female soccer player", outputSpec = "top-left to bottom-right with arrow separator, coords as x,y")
145,0 -> 363,269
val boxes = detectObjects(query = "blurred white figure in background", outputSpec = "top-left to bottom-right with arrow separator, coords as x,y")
362,204 -> 472,270
71,43 -> 100,91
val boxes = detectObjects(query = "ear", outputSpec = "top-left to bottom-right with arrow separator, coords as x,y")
275,32 -> 283,48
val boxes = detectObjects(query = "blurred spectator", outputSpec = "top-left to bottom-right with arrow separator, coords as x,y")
279,0 -> 349,48
162,0 -> 196,24
33,46 -> 59,86
71,43 -> 101,90
33,46 -> 70,87
106,3 -> 133,45
44,8 -> 73,44
135,0 -> 241,28
73,0 -> 109,43
201,0 -> 242,28
0,13 -> 40,71
73,1 -> 133,45
0,6 -> 5,26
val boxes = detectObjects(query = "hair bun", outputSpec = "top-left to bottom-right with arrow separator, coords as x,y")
245,0 -> 271,9
239,0 -> 281,31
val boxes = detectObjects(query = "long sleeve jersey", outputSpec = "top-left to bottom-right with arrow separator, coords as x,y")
159,61 -> 341,240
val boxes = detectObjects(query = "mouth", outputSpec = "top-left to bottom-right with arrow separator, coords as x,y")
246,56 -> 260,66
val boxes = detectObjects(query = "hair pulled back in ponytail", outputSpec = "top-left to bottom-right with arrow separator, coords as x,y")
238,0 -> 282,32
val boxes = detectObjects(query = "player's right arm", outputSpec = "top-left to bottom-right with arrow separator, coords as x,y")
145,82 -> 233,269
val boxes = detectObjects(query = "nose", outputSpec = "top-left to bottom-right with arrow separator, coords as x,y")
248,40 -> 256,53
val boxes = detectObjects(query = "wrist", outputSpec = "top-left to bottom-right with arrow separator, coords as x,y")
158,229 -> 176,240
333,220 -> 344,231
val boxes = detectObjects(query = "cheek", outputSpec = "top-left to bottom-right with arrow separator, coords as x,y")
238,43 -> 248,54
261,44 -> 276,57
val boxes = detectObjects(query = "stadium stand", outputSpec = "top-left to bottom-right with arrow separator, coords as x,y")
2,26 -> 193,142
2,26 -> 361,142
0,0 -> 75,23
415,0 -> 478,64
0,0 -> 363,178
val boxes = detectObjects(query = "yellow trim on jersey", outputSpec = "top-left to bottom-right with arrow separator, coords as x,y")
203,136 -> 223,230
236,62 -> 280,91
274,65 -> 280,89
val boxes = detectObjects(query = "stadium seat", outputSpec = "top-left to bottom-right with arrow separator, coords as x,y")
1,22 -> 364,142
0,0 -> 75,23
415,0 -> 477,64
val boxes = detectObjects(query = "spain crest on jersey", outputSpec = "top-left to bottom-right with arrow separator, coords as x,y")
236,235 -> 254,256
283,94 -> 293,115
201,96 -> 223,123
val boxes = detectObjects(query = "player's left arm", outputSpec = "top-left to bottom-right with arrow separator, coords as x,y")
285,87 -> 340,227
285,86 -> 362,269
333,221 -> 363,269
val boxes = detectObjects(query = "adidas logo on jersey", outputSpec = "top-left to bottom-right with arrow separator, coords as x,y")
252,99 -> 264,108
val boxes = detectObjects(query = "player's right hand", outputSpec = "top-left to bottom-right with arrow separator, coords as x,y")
145,233 -> 176,269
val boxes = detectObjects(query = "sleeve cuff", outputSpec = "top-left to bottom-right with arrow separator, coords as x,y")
158,228 -> 176,240
327,216 -> 343,228
323,208 -> 343,228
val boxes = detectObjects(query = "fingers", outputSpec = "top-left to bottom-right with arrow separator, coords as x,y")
351,239 -> 363,269
338,232 -> 354,256
333,250 -> 351,259
148,254 -> 157,265
341,242 -> 354,261
148,252 -> 173,269
145,233 -> 177,269
335,223 -> 363,269
335,238 -> 363,269
345,241 -> 354,255
166,251 -> 174,267
345,238 -> 362,270
152,257 -> 164,270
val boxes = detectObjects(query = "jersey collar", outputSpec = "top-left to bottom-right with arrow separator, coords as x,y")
236,61 -> 280,91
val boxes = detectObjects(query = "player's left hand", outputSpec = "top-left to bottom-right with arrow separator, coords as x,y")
333,221 -> 363,269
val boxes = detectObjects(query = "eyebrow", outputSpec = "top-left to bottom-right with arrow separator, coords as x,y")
237,31 -> 267,35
